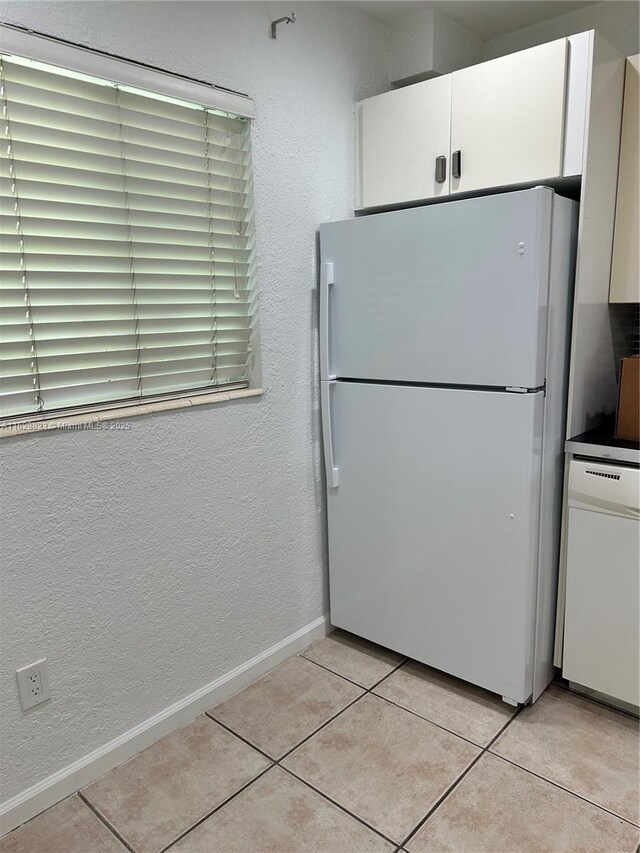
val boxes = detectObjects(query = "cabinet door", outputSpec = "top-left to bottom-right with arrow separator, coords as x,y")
357,75 -> 451,210
450,39 -> 568,194
610,55 -> 640,303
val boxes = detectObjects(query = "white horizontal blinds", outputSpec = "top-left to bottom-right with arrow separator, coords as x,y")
0,57 -> 44,418
0,53 -> 254,419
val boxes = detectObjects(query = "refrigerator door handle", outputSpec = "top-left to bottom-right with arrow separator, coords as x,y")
320,261 -> 336,381
321,379 -> 339,489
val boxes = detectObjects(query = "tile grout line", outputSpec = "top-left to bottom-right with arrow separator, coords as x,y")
369,657 -> 410,690
204,656 -> 417,849
402,751 -> 485,851
297,653 -> 373,690
77,791 -> 137,853
76,657 -> 378,853
279,764 -> 399,849
302,653 -> 520,750
275,654 -> 525,849
73,654 -> 523,852
302,655 -> 640,837
75,721 -> 277,852
208,689 -> 366,765
168,692 -> 397,851
299,651 -> 408,695
274,689 -> 366,763
157,764 -> 275,853
45,712 -> 218,850
553,679 -> 640,721
27,654 -> 407,850
399,703 -> 526,850
204,713 -> 276,763
30,647 -> 637,851
369,691 -> 503,750
201,658 -> 419,849
485,750 -> 640,829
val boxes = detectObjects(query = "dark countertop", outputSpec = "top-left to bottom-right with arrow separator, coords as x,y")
566,420 -> 640,465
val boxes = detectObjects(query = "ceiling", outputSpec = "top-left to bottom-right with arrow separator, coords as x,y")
349,1 -> 598,38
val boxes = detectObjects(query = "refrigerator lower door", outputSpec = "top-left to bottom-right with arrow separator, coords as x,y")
327,381 -> 545,703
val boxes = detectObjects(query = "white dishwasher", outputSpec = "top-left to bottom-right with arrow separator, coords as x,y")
563,459 -> 640,708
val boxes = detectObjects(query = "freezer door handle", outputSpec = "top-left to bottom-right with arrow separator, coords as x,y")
321,379 -> 339,489
320,261 -> 335,381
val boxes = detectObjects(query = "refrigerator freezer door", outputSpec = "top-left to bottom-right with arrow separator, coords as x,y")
327,381 -> 544,703
320,187 -> 553,389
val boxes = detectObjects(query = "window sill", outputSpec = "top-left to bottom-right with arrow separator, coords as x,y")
0,388 -> 263,439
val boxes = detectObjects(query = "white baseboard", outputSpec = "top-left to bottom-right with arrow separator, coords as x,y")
0,614 -> 330,837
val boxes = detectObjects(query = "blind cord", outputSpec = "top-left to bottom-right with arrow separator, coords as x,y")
204,110 -> 219,389
228,124 -> 248,381
115,83 -> 144,401
0,56 -> 44,413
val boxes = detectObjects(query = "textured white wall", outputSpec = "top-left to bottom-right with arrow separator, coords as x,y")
485,0 -> 640,59
390,9 -> 435,85
0,0 -> 389,803
431,11 -> 485,76
390,9 -> 484,85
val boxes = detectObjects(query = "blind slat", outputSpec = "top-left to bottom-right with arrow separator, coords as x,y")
3,343 -> 247,375
1,177 -> 251,220
1,287 -> 249,306
0,217 -> 251,251
5,160 -> 248,203
1,255 -> 248,276
1,235 -> 251,262
4,354 -> 249,392
0,50 -> 256,419
5,99 -> 249,153
10,141 -> 249,188
1,329 -> 250,358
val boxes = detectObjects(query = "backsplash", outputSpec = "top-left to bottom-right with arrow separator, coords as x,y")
611,303 -> 640,379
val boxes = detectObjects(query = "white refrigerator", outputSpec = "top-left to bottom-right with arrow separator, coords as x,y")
319,187 -> 578,705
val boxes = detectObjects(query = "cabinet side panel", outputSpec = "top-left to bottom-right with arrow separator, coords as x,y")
610,55 -> 640,303
532,195 -> 578,701
566,34 -> 625,437
355,102 -> 364,211
563,31 -> 592,177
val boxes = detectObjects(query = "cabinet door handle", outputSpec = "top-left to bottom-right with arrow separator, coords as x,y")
435,155 -> 447,183
452,150 -> 461,179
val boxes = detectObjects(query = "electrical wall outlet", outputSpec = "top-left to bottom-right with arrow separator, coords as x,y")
16,659 -> 50,711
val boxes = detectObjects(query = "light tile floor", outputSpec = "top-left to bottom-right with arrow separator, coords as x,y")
2,630 -> 639,853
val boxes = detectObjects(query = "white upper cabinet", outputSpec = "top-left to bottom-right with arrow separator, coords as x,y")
356,35 -> 592,210
610,55 -> 640,304
356,75 -> 451,210
449,40 -> 568,195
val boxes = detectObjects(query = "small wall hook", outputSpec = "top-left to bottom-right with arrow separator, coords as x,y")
271,12 -> 296,39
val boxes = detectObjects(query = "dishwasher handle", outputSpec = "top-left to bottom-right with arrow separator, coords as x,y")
568,460 -> 640,519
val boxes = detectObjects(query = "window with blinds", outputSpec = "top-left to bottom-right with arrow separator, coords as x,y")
0,48 -> 256,421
